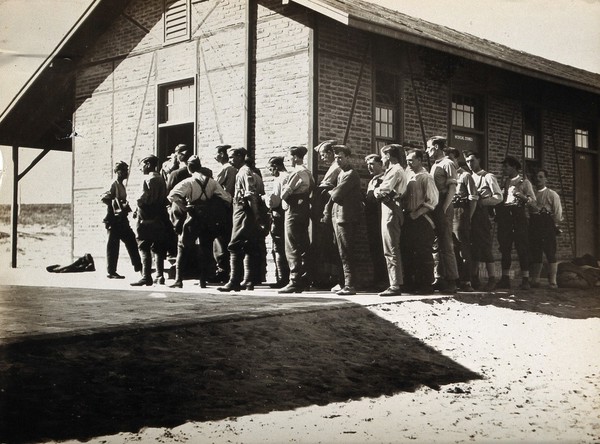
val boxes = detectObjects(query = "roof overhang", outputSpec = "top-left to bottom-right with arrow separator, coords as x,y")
0,0 -> 130,151
286,0 -> 600,96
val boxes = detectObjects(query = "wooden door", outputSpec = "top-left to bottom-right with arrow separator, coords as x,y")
575,152 -> 598,256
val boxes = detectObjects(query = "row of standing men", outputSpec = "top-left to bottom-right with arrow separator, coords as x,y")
101,137 -> 562,295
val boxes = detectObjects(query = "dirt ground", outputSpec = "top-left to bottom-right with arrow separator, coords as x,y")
1,223 -> 599,443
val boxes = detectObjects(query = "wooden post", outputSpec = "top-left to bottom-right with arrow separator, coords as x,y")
11,145 -> 18,268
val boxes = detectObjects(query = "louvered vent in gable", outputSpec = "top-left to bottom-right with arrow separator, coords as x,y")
164,0 -> 190,44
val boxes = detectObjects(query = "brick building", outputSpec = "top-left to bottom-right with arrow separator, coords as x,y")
1,0 -> 599,279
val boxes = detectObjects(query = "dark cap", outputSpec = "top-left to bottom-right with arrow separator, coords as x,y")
332,144 -> 351,156
364,154 -> 382,163
268,156 -> 285,168
174,144 -> 189,154
187,155 -> 201,167
227,147 -> 247,158
140,154 -> 159,167
289,146 -> 308,158
216,144 -> 232,155
114,161 -> 129,172
313,139 -> 337,153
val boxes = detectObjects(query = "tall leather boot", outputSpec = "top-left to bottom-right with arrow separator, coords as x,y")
276,252 -> 289,286
131,249 -> 152,286
153,252 -> 165,284
218,253 -> 243,292
240,255 -> 253,290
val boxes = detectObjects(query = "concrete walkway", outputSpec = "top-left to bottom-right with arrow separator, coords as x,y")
0,266 -> 444,345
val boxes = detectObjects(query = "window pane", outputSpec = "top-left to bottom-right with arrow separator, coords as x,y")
452,96 -> 477,129
575,129 -> 589,149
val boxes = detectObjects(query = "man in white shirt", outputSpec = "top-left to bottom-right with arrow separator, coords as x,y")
465,152 -> 503,291
374,144 -> 408,296
167,155 -> 231,289
529,169 -> 563,289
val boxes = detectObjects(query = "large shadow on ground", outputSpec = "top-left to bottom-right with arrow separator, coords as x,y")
0,305 -> 480,443
453,288 -> 600,319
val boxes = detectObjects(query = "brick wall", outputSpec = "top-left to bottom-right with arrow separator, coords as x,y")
72,0 -> 248,263
70,0 -> 595,280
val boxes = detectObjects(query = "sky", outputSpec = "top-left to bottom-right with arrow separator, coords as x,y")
0,0 -> 599,203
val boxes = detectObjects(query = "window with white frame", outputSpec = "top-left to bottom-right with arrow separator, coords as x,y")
164,0 -> 191,44
374,71 -> 398,151
158,79 -> 195,161
575,128 -> 589,149
449,93 -> 486,166
524,133 -> 536,160
452,95 -> 478,129
522,106 -> 541,173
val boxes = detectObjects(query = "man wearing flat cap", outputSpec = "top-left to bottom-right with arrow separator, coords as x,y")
323,145 -> 362,295
218,148 -> 261,292
364,153 -> 387,289
100,161 -> 142,279
265,156 -> 290,288
374,144 -> 408,296
278,146 -> 315,293
131,155 -> 171,286
161,143 -> 190,185
167,155 -> 232,289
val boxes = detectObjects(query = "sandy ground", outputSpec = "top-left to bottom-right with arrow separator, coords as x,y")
1,223 -> 599,443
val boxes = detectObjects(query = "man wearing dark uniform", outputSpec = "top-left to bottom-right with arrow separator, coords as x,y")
265,156 -> 290,288
101,161 -> 141,279
131,155 -> 170,286
279,146 -> 315,293
218,148 -> 261,292
162,144 -> 190,186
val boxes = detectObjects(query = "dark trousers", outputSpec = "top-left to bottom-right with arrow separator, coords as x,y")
470,205 -> 494,263
228,203 -> 260,285
175,221 -> 214,282
496,205 -> 530,271
213,207 -> 233,275
285,195 -> 311,285
453,206 -> 472,283
106,222 -> 141,274
137,240 -> 166,280
401,213 -> 435,289
271,213 -> 289,282
529,213 -> 557,263
332,219 -> 357,288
